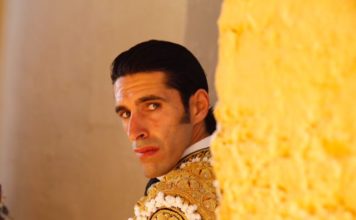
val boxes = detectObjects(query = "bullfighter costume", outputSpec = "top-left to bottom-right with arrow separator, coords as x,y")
129,136 -> 218,220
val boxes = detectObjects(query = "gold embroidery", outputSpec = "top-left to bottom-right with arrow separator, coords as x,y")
132,148 -> 217,220
150,208 -> 187,220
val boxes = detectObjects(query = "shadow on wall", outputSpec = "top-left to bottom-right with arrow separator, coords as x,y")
185,0 -> 222,105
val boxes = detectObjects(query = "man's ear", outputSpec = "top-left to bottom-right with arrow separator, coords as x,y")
189,89 -> 210,125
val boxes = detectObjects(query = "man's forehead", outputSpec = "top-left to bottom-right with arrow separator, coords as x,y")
113,72 -> 170,101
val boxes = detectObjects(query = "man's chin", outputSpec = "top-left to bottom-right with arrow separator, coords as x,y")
142,167 -> 169,179
143,170 -> 163,179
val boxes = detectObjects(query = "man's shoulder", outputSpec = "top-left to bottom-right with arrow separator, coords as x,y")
175,147 -> 212,168
132,148 -> 217,220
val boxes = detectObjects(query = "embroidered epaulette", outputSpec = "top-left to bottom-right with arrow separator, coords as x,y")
129,148 -> 217,220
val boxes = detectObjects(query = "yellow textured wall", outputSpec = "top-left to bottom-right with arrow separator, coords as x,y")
212,0 -> 356,219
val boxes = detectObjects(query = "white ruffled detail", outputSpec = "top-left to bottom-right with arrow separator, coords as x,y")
130,192 -> 202,220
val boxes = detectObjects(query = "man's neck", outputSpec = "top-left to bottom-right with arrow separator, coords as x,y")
156,135 -> 212,181
190,123 -> 209,146
181,135 -> 211,159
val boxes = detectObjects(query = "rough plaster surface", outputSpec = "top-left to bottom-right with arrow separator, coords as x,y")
212,0 -> 356,219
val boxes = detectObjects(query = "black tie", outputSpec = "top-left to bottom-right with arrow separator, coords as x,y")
144,178 -> 160,196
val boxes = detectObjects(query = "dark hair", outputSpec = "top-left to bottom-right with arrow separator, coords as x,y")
111,40 -> 216,134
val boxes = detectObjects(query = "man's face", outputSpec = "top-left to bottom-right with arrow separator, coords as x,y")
114,71 -> 194,178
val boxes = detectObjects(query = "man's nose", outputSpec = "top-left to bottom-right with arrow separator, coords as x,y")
126,113 -> 148,141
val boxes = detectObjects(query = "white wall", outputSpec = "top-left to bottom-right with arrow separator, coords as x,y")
0,0 -> 5,169
0,1 -> 221,219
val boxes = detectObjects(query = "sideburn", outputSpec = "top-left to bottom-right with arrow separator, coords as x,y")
180,108 -> 190,124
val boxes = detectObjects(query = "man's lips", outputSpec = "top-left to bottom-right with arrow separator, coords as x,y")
134,146 -> 159,158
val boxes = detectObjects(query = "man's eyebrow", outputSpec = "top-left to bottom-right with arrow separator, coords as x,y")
115,105 -> 128,113
115,95 -> 166,113
137,95 -> 167,103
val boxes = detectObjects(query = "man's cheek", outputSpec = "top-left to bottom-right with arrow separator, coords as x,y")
122,123 -> 129,134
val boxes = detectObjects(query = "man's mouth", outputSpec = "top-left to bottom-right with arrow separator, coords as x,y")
134,146 -> 159,159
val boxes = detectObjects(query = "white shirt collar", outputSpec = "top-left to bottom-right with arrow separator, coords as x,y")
156,135 -> 212,181
181,135 -> 211,159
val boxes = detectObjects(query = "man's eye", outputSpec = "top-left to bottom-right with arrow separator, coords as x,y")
147,103 -> 160,110
119,111 -> 131,119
